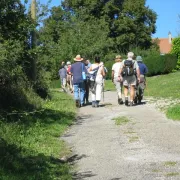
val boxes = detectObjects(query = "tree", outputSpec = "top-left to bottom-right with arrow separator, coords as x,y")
62,0 -> 157,52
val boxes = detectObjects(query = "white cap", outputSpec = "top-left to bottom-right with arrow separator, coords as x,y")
67,61 -> 71,65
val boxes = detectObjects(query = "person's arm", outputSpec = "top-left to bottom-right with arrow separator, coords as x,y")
111,70 -> 114,82
88,65 -> 92,72
136,65 -> 140,83
118,62 -> 124,81
111,64 -> 114,82
101,67 -> 105,77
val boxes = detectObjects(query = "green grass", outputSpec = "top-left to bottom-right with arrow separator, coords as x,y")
0,91 -> 76,180
166,172 -> 179,177
104,80 -> 116,91
112,116 -> 130,125
129,136 -> 139,142
105,71 -> 180,98
164,161 -> 177,166
145,71 -> 180,99
166,104 -> 180,120
50,79 -> 61,89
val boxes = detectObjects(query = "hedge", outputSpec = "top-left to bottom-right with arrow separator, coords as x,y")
144,54 -> 177,76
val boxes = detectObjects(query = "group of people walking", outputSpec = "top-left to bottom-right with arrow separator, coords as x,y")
59,51 -> 148,108
112,52 -> 148,106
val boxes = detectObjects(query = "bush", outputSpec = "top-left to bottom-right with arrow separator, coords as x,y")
144,54 -> 177,76
171,37 -> 180,70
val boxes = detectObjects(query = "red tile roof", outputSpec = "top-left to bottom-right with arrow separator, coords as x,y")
157,38 -> 172,54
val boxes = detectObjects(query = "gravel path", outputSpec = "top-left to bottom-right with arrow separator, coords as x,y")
62,91 -> 180,180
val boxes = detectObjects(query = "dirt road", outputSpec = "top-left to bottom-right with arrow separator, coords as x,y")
62,91 -> 180,180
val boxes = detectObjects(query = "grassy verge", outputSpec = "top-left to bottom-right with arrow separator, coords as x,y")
0,91 -> 76,180
145,71 -> 180,120
112,116 -> 130,125
145,71 -> 180,99
166,104 -> 180,120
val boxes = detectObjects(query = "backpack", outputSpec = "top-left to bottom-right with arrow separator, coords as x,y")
88,67 -> 99,93
122,60 -> 135,76
89,67 -> 99,82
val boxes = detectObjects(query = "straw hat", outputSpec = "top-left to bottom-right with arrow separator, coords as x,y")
74,54 -> 83,61
115,55 -> 122,61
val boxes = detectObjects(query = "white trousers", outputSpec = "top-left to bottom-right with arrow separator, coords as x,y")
91,82 -> 103,101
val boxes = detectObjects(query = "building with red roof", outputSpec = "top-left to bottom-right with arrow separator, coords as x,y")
153,32 -> 173,54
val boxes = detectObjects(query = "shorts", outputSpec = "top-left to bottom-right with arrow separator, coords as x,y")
123,75 -> 136,86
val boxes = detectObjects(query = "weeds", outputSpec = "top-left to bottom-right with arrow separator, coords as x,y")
112,116 -> 130,126
164,161 -> 177,166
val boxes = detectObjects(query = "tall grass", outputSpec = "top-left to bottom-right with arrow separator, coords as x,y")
0,91 -> 76,180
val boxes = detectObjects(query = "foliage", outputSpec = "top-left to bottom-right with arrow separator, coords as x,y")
143,54 -> 177,76
0,0 -> 52,110
62,0 -> 157,52
0,91 -> 76,180
171,37 -> 180,70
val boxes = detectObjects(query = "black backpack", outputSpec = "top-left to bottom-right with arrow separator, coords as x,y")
122,60 -> 135,76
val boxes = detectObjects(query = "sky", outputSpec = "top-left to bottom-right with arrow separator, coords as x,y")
32,0 -> 180,38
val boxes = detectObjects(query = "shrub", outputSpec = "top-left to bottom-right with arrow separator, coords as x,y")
144,54 -> 177,76
171,37 -> 180,70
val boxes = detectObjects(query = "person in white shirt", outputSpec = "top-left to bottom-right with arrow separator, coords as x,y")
112,55 -> 123,104
88,56 -> 105,107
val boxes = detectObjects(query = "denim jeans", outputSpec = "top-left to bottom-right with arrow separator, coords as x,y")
73,82 -> 85,105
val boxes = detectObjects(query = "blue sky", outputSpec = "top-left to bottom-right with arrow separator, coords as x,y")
146,0 -> 180,38
34,0 -> 180,38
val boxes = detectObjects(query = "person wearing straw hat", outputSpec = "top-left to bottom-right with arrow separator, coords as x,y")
112,55 -> 124,105
70,55 -> 87,107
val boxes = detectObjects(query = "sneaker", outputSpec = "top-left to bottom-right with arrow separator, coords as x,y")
80,103 -> 85,107
129,101 -> 133,106
125,98 -> 128,106
95,101 -> 99,108
92,101 -> 95,107
94,103 -> 99,108
118,98 -> 123,105
75,100 -> 80,108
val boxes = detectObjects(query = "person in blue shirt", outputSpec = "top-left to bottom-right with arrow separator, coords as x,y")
136,56 -> 148,76
135,56 -> 148,103
70,55 -> 87,107
58,64 -> 67,92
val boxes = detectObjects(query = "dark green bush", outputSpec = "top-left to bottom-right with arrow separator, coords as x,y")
0,40 -> 42,111
144,54 -> 177,76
